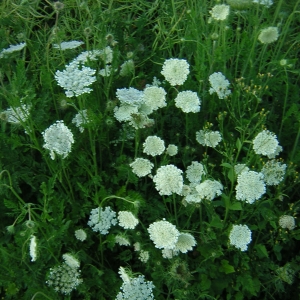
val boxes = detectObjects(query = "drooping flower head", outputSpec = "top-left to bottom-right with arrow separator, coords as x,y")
174,91 -> 201,113
161,58 -> 190,86
148,220 -> 180,249
3,103 -> 31,124
62,253 -> 80,269
29,235 -> 37,262
87,206 -> 117,235
229,224 -> 252,251
42,120 -> 74,160
236,170 -> 266,203
258,27 -> 279,44
153,164 -> 183,196
0,42 -> 26,58
53,41 -> 84,50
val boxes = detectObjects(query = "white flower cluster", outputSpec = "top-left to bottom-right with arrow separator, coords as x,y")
276,263 -> 295,285
87,206 -> 117,235
210,4 -> 230,21
253,0 -> 273,7
261,160 -> 286,185
130,158 -> 154,177
236,170 -> 266,204
143,136 -> 165,156
174,91 -> 201,113
46,262 -> 82,295
72,109 -> 90,133
252,130 -> 282,158
0,42 -> 26,58
148,220 -> 180,249
142,86 -> 167,113
162,248 -> 179,259
195,180 -> 223,201
234,164 -> 249,175
29,235 -> 37,262
42,120 -> 74,160
113,87 -> 156,129
53,41 -> 84,50
62,253 -> 80,269
3,103 -> 31,124
74,229 -> 87,241
115,234 -> 131,246
120,59 -> 135,76
209,72 -> 231,99
161,58 -> 190,86
186,161 -> 205,183
74,47 -> 113,64
196,129 -> 222,148
153,164 -> 183,196
148,220 -> 197,255
118,211 -> 139,229
279,215 -> 295,230
116,268 -> 155,300
55,61 -> 97,97
258,27 -> 279,44
166,144 -> 178,156
229,224 -> 252,251
138,250 -> 150,263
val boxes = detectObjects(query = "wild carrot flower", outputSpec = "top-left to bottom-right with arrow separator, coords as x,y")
55,61 -> 97,97
236,170 -> 266,203
42,120 -> 74,160
143,136 -> 165,156
174,91 -> 201,113
258,27 -> 279,44
75,229 -> 87,241
153,165 -> 183,196
261,160 -> 286,185
210,4 -> 230,21
209,72 -> 231,99
0,42 -> 26,58
196,129 -> 222,148
53,41 -> 84,50
130,158 -> 154,177
161,58 -> 190,86
229,224 -> 252,251
29,235 -> 37,262
186,161 -> 205,183
148,220 -> 180,249
118,211 -> 139,229
279,215 -> 295,230
252,130 -> 280,157
87,206 -> 117,235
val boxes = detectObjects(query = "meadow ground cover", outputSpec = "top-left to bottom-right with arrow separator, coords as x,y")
0,0 -> 300,299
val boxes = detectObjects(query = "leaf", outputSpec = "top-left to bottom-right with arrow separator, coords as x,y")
236,138 -> 242,151
221,163 -> 233,169
219,259 -> 235,274
210,215 -> 223,228
254,244 -> 269,258
199,274 -> 211,291
228,168 -> 235,185
3,199 -> 19,211
229,202 -> 242,210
